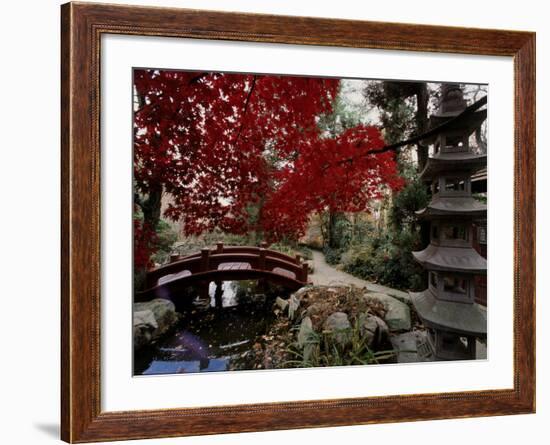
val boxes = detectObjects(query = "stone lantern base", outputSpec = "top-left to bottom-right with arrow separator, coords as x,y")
426,329 -> 477,361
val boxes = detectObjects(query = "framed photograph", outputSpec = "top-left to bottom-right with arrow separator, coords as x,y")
61,2 -> 535,442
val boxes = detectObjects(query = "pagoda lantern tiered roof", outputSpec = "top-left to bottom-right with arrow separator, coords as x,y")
409,290 -> 487,337
419,152 -> 486,180
410,83 -> 487,361
412,244 -> 486,273
415,196 -> 486,219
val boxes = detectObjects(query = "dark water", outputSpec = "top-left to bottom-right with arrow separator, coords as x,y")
134,281 -> 281,375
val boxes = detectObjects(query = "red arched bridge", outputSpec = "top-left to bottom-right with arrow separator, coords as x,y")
135,242 -> 309,302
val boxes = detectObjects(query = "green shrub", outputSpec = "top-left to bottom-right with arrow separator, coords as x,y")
335,175 -> 428,291
342,229 -> 425,291
323,246 -> 344,265
270,241 -> 313,260
389,178 -> 429,228
151,219 -> 179,265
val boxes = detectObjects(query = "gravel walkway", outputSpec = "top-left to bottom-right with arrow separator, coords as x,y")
308,250 -> 410,302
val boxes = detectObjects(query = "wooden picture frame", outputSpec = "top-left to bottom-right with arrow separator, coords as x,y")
61,2 -> 535,442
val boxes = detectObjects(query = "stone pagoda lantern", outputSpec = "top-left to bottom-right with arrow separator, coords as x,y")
411,83 -> 487,361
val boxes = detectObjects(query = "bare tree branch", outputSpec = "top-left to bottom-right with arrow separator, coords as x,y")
233,75 -> 258,147
327,95 -> 487,170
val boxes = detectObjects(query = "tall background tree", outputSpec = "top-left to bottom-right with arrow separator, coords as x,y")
363,80 -> 429,170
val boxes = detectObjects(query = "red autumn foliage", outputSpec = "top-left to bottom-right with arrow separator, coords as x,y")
133,69 -> 403,264
260,125 -> 404,241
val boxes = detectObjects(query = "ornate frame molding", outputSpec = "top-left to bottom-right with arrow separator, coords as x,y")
61,2 -> 535,442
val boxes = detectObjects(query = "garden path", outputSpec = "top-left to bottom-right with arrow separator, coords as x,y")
309,250 -> 410,303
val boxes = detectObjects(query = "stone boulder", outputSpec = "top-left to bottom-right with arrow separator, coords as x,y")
296,316 -> 318,362
288,294 -> 301,320
362,292 -> 411,331
133,299 -> 178,348
305,301 -> 325,318
274,296 -> 289,313
297,316 -> 315,348
323,312 -> 351,345
385,289 -> 411,304
133,310 -> 158,349
358,313 -> 389,349
291,286 -> 313,301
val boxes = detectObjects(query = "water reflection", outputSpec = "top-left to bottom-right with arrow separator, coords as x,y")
143,359 -> 228,374
135,280 -> 280,376
209,280 -> 238,307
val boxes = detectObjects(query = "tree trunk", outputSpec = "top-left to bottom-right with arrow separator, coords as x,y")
415,84 -> 431,288
328,211 -> 346,249
141,186 -> 162,231
134,186 -> 163,291
415,83 -> 430,172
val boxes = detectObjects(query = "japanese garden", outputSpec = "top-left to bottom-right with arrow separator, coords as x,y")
132,69 -> 488,375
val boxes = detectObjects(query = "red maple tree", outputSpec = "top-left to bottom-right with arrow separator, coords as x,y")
134,70 -> 339,266
133,69 -> 403,268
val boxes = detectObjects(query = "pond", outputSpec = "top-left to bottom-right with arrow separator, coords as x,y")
134,280 -> 284,375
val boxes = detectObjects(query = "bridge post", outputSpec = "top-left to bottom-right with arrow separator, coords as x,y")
260,241 -> 269,249
259,248 -> 266,270
199,249 -> 211,303
295,254 -> 302,264
301,262 -> 308,282
214,280 -> 223,309
258,248 -> 267,293
200,248 -> 210,271
198,282 -> 210,303
216,242 -> 224,254
169,253 -> 179,263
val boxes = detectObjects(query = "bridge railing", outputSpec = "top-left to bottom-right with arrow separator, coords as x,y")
173,242 -> 304,264
145,242 -> 308,289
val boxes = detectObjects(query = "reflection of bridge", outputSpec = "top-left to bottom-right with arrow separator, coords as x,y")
136,242 -> 309,302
